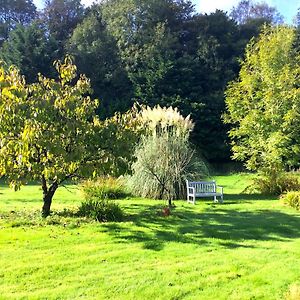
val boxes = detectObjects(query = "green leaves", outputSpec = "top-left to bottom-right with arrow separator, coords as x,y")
0,23 -> 57,82
0,57 -> 140,199
225,26 -> 300,174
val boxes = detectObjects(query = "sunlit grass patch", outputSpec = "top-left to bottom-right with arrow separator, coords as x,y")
0,173 -> 300,299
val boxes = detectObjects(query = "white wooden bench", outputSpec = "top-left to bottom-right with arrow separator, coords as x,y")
186,180 -> 223,204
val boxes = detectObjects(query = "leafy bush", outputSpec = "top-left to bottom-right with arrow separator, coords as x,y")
77,199 -> 124,222
252,173 -> 300,195
81,177 -> 127,200
281,191 -> 300,210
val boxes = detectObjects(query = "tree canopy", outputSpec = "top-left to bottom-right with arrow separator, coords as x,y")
230,0 -> 284,25
0,0 -> 37,44
225,26 -> 300,176
0,57 -> 140,216
1,22 -> 57,82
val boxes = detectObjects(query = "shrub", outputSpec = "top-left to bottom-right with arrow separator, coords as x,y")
281,191 -> 300,211
128,105 -> 207,205
77,199 -> 124,222
127,134 -> 207,203
252,173 -> 300,195
81,177 -> 127,200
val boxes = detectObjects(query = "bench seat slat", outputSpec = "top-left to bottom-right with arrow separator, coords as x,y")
195,192 -> 223,197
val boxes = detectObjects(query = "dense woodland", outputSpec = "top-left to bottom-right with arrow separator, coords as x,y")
1,0 -> 299,167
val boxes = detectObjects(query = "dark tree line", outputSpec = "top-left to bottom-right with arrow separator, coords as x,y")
0,0 -> 293,166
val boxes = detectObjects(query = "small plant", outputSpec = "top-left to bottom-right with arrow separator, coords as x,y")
251,173 -> 300,195
281,191 -> 300,211
77,199 -> 124,222
81,177 -> 128,200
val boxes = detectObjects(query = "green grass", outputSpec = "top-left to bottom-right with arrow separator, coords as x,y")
1,173 -> 300,299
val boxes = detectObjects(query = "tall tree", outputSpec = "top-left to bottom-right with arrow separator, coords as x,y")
224,26 -> 300,177
100,0 -> 177,105
1,22 -> 57,82
184,10 -> 241,162
156,10 -> 240,162
43,0 -> 85,57
230,0 -> 283,25
230,0 -> 284,51
69,0 -> 193,114
0,57 -> 140,216
0,0 -> 37,44
69,1 -> 243,163
103,3 -> 242,163
294,8 -> 300,27
68,8 -> 133,117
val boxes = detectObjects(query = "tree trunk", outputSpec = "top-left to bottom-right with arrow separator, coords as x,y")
42,181 -> 58,217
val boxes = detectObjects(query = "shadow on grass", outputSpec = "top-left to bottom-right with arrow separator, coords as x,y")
224,193 -> 277,201
102,200 -> 300,251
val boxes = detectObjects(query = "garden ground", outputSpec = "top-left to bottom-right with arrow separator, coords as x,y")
1,174 -> 300,299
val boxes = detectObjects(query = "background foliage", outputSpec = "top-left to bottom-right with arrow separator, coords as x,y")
1,0 -> 290,166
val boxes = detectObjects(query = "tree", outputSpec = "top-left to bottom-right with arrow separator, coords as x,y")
100,0 -> 175,105
0,0 -> 37,44
230,0 -> 283,25
68,9 -> 133,117
0,57 -> 140,216
224,26 -> 300,177
68,0 -> 192,113
99,1 -> 239,163
230,1 -> 284,55
1,22 -> 57,82
42,0 -> 85,57
294,8 -> 300,27
185,10 -> 240,163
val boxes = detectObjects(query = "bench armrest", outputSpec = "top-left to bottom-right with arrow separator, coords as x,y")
216,185 -> 223,194
188,186 -> 195,195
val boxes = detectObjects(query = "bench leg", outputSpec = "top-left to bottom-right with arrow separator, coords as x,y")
214,195 -> 224,203
187,195 -> 195,204
220,194 -> 223,203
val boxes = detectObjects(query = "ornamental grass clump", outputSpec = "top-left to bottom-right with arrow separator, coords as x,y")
140,105 -> 194,137
128,105 -> 207,205
79,177 -> 125,222
81,177 -> 128,200
77,199 -> 124,222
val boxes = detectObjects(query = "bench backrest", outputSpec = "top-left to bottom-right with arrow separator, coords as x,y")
186,180 -> 216,193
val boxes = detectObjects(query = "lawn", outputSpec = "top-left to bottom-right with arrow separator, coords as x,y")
1,174 -> 300,299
